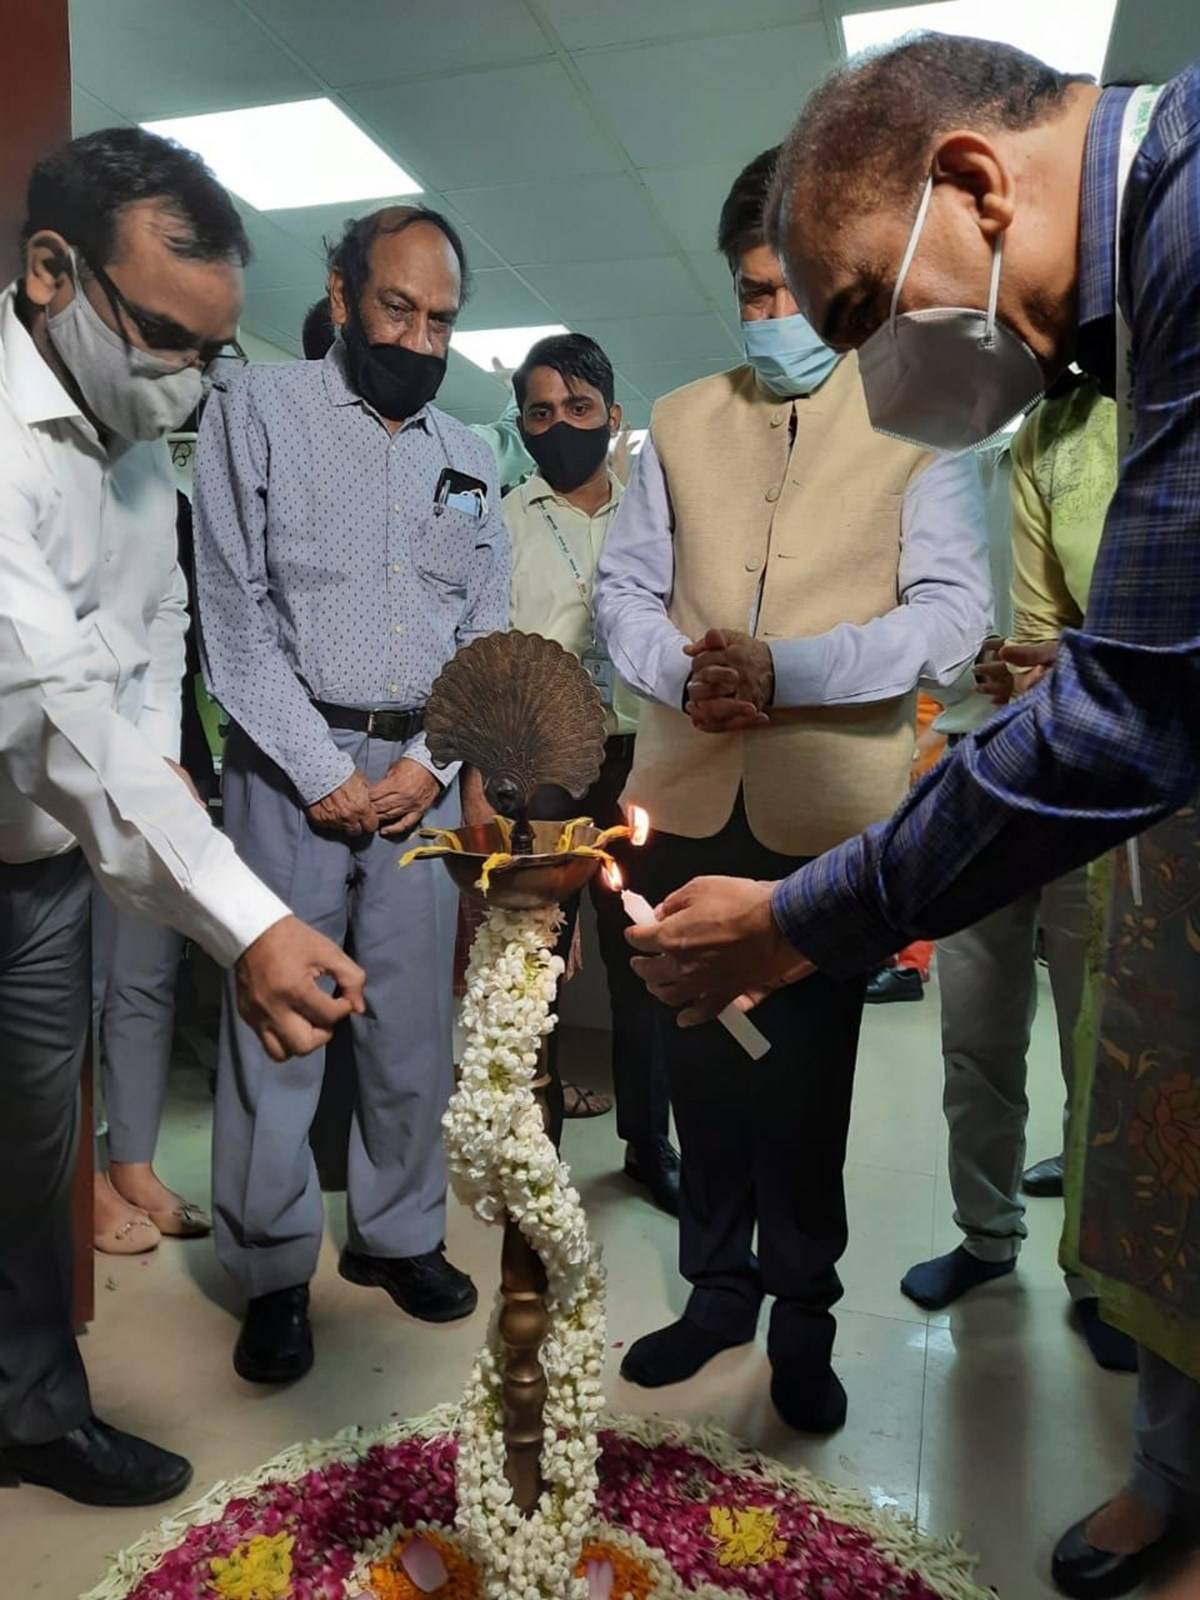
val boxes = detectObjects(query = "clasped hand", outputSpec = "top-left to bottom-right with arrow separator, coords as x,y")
684,628 -> 774,733
306,759 -> 441,839
973,635 -> 1060,707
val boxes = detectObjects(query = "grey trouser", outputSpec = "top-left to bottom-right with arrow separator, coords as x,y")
937,867 -> 1089,1268
92,891 -> 184,1165
1131,1347 -> 1200,1518
0,854 -> 92,1446
213,726 -> 460,1299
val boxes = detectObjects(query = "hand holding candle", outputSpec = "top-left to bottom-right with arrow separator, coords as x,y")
618,872 -> 815,1028
610,870 -> 771,1061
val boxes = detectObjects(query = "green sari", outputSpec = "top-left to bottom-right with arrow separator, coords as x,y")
1062,803 -> 1200,1379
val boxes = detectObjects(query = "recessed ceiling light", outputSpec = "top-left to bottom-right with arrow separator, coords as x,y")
451,325 -> 569,374
141,98 -> 421,211
842,0 -> 1118,78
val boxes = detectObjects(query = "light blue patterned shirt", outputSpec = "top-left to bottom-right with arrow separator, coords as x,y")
194,342 -> 509,805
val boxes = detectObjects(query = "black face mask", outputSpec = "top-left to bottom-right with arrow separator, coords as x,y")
341,314 -> 446,420
519,418 -> 611,492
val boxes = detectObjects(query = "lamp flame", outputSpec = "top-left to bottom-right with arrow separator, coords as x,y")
628,806 -> 650,847
602,860 -> 624,893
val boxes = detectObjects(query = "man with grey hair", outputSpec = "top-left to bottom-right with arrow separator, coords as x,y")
196,204 -> 507,1387
627,37 -> 1200,1600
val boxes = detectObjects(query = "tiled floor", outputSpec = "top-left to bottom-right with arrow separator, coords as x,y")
7,969 -> 1140,1599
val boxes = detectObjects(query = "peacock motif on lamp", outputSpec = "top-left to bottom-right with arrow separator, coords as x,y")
423,630 -> 608,855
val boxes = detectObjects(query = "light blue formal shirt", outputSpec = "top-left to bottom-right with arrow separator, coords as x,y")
594,429 -> 991,715
194,342 -> 509,806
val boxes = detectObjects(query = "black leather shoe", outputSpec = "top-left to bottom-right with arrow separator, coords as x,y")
339,1246 -> 478,1322
623,1138 -> 681,1216
1052,1512 -> 1178,1598
234,1284 -> 313,1384
1023,1154 -> 1065,1197
865,966 -> 924,1004
0,1416 -> 192,1507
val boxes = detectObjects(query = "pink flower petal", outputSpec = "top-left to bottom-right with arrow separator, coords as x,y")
586,1557 -> 615,1599
400,1535 -> 449,1592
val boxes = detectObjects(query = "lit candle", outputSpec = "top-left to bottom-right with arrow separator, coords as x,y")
614,878 -> 770,1061
618,886 -> 657,925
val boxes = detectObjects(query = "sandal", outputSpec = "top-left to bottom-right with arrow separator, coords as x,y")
562,1083 -> 614,1120
94,1172 -> 162,1255
146,1200 -> 212,1239
95,1213 -> 161,1256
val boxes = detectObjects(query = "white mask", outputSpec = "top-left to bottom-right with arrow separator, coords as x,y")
46,253 -> 204,441
858,177 -> 1045,453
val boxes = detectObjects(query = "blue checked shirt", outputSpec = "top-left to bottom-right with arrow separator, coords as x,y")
194,343 -> 509,806
775,71 -> 1200,974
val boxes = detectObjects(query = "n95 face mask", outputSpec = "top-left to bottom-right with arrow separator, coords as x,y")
858,178 -> 1044,453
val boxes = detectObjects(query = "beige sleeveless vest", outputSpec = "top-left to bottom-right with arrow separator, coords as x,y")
623,357 -> 932,857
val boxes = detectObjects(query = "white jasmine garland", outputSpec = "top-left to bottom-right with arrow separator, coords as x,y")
444,905 -> 607,1600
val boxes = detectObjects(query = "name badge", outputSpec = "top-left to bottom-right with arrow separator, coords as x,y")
581,644 -> 615,708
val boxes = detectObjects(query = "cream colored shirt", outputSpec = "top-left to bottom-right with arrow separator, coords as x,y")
506,469 -> 638,735
0,284 -> 288,966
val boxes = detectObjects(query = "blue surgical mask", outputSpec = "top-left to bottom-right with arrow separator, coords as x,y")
742,311 -> 840,398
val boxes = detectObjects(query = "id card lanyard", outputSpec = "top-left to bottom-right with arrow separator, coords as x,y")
536,498 -> 615,705
537,499 -> 591,602
1114,83 -> 1163,906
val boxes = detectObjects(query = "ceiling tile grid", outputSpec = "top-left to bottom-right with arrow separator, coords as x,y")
66,0 -> 854,425
571,22 -> 834,170
245,0 -> 552,87
345,60 -> 624,191
70,0 -> 314,119
536,0 -> 823,53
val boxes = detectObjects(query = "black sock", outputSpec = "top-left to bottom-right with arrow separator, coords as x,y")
1075,1298 -> 1139,1373
620,1318 -> 747,1388
901,1245 -> 1015,1311
770,1366 -> 848,1434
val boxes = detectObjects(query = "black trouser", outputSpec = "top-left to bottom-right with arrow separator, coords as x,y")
638,795 -> 865,1372
0,853 -> 93,1446
533,734 -> 669,1149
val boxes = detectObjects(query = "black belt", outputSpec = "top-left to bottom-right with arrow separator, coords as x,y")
312,700 -> 425,741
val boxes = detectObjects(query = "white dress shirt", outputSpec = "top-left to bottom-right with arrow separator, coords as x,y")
0,285 -> 287,966
594,434 -> 991,713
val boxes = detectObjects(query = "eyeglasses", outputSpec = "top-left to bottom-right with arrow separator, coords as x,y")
82,254 -> 247,374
